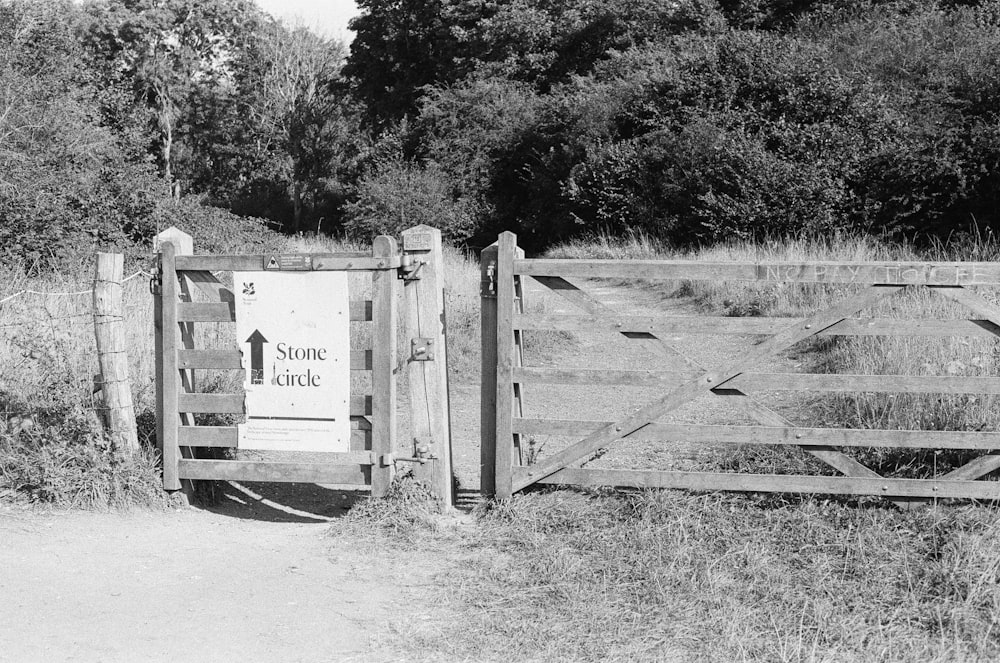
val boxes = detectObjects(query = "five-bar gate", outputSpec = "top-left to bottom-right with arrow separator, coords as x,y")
482,231 -> 1000,502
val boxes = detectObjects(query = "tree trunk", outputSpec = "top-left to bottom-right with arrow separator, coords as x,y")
292,179 -> 303,233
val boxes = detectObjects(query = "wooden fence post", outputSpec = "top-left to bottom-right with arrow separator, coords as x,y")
480,242 -> 499,497
494,231 -> 519,499
401,225 -> 454,508
154,227 -> 194,494
93,252 -> 139,453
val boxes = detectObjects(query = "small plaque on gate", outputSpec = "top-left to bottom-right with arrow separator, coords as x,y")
265,254 -> 313,271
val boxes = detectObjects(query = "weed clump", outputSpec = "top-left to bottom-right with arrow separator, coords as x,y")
332,473 -> 441,542
0,410 -> 165,509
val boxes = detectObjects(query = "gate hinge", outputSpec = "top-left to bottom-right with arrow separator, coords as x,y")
410,337 -> 435,361
480,261 -> 496,298
398,255 -> 425,281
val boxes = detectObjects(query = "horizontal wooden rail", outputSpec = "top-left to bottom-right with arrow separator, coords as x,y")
177,425 -> 372,450
517,259 -> 1000,285
177,393 -> 372,415
515,314 -> 1000,339
526,468 -> 1000,499
512,367 -> 1000,394
176,300 -> 373,323
177,460 -> 371,484
512,420 -> 1000,449
177,349 -> 373,370
176,254 -> 400,272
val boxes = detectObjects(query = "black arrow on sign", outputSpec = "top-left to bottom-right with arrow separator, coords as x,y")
246,329 -> 268,385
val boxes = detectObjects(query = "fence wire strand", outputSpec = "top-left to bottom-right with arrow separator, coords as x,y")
0,270 -> 152,305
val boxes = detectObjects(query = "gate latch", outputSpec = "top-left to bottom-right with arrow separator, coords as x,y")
480,261 -> 496,298
399,255 -> 425,281
410,337 -> 435,361
380,438 -> 437,466
149,265 -> 162,295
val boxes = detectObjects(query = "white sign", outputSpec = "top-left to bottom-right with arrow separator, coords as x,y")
233,271 -> 351,452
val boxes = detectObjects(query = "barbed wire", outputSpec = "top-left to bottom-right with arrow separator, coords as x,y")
0,270 -> 153,306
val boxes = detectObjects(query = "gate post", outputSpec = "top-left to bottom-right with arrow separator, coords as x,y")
371,236 -> 398,498
494,232 -> 519,499
480,242 -> 499,497
401,225 -> 453,507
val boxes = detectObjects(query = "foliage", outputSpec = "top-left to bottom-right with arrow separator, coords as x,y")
343,137 -> 479,241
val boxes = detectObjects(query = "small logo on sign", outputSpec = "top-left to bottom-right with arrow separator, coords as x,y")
242,282 -> 255,296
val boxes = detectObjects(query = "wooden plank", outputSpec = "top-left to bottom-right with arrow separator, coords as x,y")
177,460 -> 371,485
370,236 -> 398,498
723,373 -> 1000,395
178,349 -> 242,370
512,419 -> 1000,449
512,285 -> 902,492
178,394 -> 372,415
177,302 -> 235,322
512,249 -> 527,468
515,314 -> 1000,338
175,349 -> 372,370
480,243 -> 499,497
174,254 -> 398,272
514,367 -> 1000,394
178,426 -> 238,447
527,468 -> 1000,499
517,259 -> 1000,285
159,241 -> 181,490
174,426 -> 375,450
495,232 -> 518,499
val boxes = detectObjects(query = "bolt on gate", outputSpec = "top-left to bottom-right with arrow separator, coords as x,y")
482,231 -> 1000,502
153,225 -> 453,503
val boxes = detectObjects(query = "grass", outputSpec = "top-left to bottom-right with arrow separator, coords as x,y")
401,490 -> 1000,662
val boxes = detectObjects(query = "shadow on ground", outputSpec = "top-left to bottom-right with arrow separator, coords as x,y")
191,480 -> 368,523
190,481 -> 483,523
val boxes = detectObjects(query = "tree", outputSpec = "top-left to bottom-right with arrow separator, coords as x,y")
82,0 -> 263,188
228,20 -> 364,232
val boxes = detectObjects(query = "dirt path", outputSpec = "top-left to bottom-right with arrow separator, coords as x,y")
0,493 -> 438,663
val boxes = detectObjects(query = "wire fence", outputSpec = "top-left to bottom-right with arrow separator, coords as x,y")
0,270 -> 153,306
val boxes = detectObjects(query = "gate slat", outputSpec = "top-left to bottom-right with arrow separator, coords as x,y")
512,419 -> 1000,449
515,314 -> 1000,338
177,425 -> 372,450
177,460 -> 371,484
177,393 -> 372,415
531,468 -> 1000,499
513,367 -> 1000,394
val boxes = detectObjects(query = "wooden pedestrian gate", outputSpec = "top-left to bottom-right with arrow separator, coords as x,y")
153,226 -> 453,502
482,231 -> 1000,502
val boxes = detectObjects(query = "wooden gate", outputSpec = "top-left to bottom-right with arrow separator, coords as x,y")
154,226 -> 453,502
482,231 -> 1000,501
